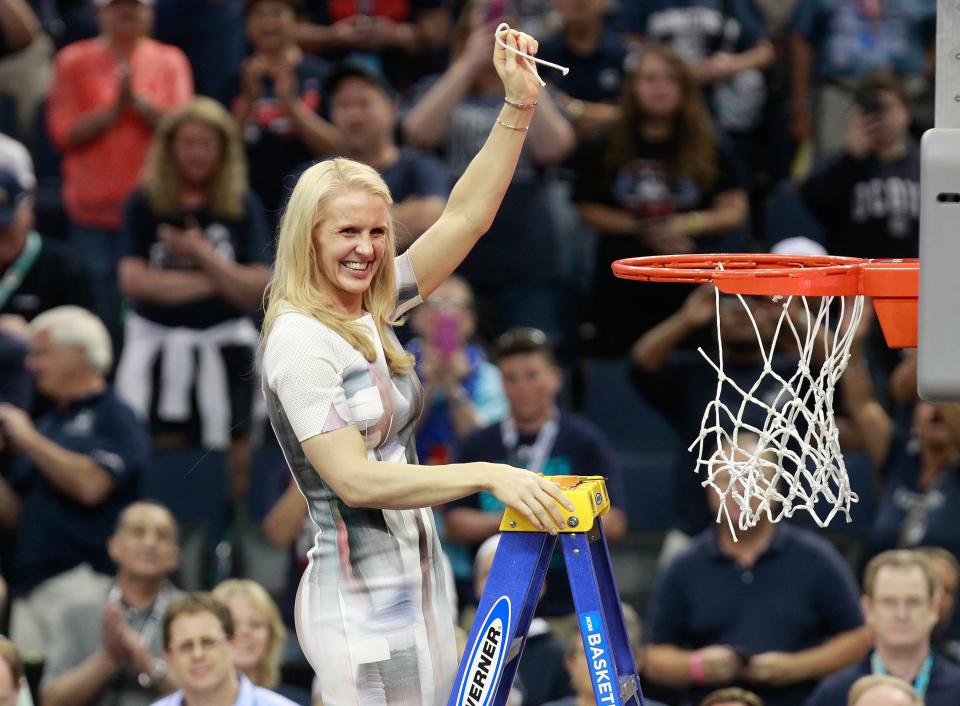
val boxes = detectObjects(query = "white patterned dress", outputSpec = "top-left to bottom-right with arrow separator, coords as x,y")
261,253 -> 457,705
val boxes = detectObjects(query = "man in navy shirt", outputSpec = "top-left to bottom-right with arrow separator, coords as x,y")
0,306 -> 148,658
446,327 -> 628,617
325,60 -> 450,249
805,550 -> 960,706
644,437 -> 870,706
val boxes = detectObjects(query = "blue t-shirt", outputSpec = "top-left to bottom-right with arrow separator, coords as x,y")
790,0 -> 936,82
646,524 -> 864,706
451,411 -> 626,616
537,26 -> 629,104
7,389 -> 149,594
804,653 -> 960,706
120,189 -> 271,330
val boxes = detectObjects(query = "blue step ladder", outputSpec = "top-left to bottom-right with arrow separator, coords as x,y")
448,476 -> 645,706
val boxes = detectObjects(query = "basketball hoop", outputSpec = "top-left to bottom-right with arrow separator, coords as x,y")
613,254 -> 918,537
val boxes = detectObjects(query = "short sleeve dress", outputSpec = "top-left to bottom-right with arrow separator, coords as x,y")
261,253 -> 457,705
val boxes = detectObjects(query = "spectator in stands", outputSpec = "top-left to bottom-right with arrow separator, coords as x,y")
447,327 -> 627,617
840,320 -> 960,561
799,71 -> 919,260
224,0 -> 339,223
471,534 -> 571,706
402,2 -> 575,343
115,97 -> 270,501
618,0 -> 775,141
46,0 -> 193,338
408,275 -> 507,467
326,60 -> 449,247
212,579 -> 286,690
0,637 -> 27,706
538,0 -> 629,142
805,550 -> 960,706
575,44 -> 749,356
0,0 -> 48,141
295,0 -> 451,91
847,675 -> 923,706
789,0 -> 935,156
701,688 -> 765,706
0,167 -> 96,323
41,501 -> 182,706
644,433 -> 870,706
915,547 -> 960,663
0,306 -> 149,658
154,593 -> 299,706
630,283 -> 793,541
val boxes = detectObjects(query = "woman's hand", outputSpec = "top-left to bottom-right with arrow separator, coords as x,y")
483,464 -> 574,534
493,26 -> 541,106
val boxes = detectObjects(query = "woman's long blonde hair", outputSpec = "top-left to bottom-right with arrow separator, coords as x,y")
261,158 -> 414,376
143,96 -> 248,220
212,579 -> 286,688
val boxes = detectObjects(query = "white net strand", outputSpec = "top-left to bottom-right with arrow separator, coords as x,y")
690,288 -> 864,539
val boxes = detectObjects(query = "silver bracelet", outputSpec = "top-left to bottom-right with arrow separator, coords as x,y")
504,97 -> 537,109
496,118 -> 529,132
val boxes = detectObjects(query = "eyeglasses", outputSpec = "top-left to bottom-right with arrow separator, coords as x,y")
170,635 -> 228,656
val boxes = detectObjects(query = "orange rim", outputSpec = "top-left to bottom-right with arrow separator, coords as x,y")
610,254 -> 920,348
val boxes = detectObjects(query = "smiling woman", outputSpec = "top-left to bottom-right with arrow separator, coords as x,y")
258,25 -> 576,706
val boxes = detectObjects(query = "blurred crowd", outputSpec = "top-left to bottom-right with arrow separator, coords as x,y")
0,0 -> 953,705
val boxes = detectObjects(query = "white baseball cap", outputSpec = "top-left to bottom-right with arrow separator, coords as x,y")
770,236 -> 828,257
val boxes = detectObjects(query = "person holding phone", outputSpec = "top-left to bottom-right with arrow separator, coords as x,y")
407,275 -> 507,468
798,70 -> 920,261
259,26 -> 575,705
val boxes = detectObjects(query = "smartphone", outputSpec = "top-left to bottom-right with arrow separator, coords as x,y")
434,310 -> 461,359
485,0 -> 508,24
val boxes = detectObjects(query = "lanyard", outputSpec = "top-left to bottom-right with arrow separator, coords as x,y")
871,651 -> 934,698
107,583 -> 172,653
0,231 -> 41,310
500,412 -> 559,474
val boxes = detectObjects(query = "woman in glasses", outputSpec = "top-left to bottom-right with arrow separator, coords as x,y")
258,27 -> 573,705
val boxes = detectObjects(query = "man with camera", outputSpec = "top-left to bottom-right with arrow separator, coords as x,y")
798,70 -> 920,261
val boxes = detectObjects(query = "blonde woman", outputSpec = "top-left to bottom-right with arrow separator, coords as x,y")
259,27 -> 574,705
213,579 -> 287,690
115,97 -> 270,491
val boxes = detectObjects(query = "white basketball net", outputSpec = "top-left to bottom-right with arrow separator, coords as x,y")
691,288 -> 864,539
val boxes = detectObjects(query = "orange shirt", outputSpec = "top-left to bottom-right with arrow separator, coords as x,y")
47,38 -> 194,230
